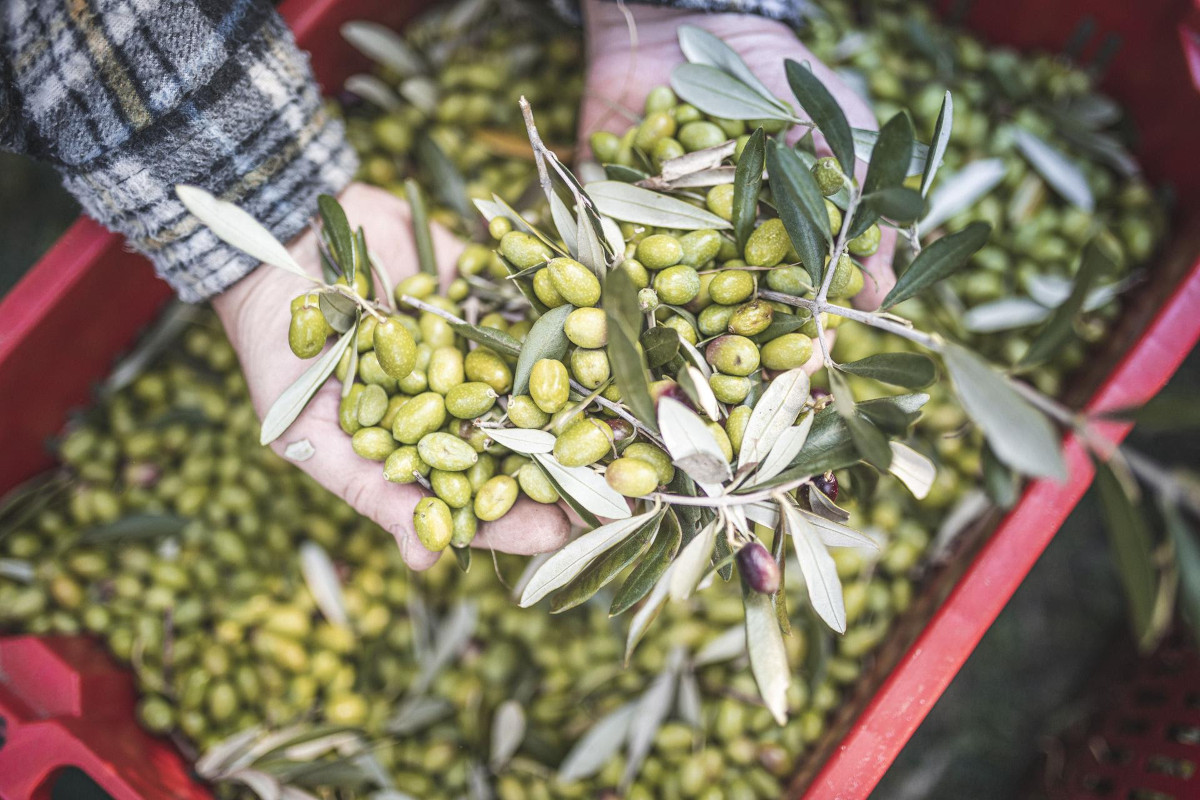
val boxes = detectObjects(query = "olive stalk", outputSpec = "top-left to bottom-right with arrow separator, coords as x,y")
567,378 -> 667,449
758,290 -> 944,352
812,187 -> 862,367
650,475 -> 811,508
330,283 -> 387,323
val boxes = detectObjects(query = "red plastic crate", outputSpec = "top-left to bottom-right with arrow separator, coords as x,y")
0,1 -> 1199,799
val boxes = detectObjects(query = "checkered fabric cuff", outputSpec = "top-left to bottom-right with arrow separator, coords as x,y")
0,0 -> 357,301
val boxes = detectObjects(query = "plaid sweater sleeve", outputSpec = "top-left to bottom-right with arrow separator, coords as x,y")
555,0 -> 814,25
0,0 -> 357,302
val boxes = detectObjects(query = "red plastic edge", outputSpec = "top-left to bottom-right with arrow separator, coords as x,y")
803,255 -> 1200,798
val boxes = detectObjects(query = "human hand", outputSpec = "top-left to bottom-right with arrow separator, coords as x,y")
579,0 -> 897,309
212,182 -> 570,570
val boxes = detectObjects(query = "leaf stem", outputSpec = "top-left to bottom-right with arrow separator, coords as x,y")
519,97 -> 556,208
650,476 -> 809,508
331,284 -> 386,323
568,378 -> 667,449
812,188 -> 861,367
758,290 -> 944,352
399,294 -> 461,325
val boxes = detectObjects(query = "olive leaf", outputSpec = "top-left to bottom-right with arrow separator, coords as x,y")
676,364 -> 719,422
918,158 -> 1006,234
340,21 -> 425,77
839,352 -> 936,389
830,371 -> 892,471
412,601 -> 478,696
551,510 -> 663,613
319,291 -> 358,334
982,443 -> 1020,509
641,326 -> 681,369
556,702 -> 637,782
604,164 -> 650,182
611,509 -> 683,616
532,454 -> 632,523
625,562 -> 673,663
0,559 -> 34,583
962,297 -> 1054,333
1094,458 -> 1156,649
586,181 -> 731,230
449,322 -> 521,358
260,326 -> 355,446
881,221 -> 991,308
780,500 -> 846,633
677,25 -> 787,112
671,64 -> 798,122
693,625 -> 746,666
482,427 -> 556,454
887,442 -> 936,499
851,128 -> 929,176
399,75 -> 439,115
621,657 -> 681,792
299,541 -> 349,629
1019,238 -> 1114,367
677,668 -> 703,728
1163,500 -> 1200,649
766,142 -> 829,288
754,414 -> 815,484
1013,128 -> 1095,212
942,343 -> 1066,480
732,128 -> 766,253
750,311 -> 811,344
318,195 -> 355,275
744,583 -> 790,725
798,508 -> 879,550
489,700 -> 526,772
851,112 -> 915,237
784,59 -> 855,176
921,91 -> 954,195
861,186 -> 926,226
738,368 -> 810,469
416,135 -> 473,220
80,513 -> 189,544
669,517 -> 720,601
576,202 -> 610,275
606,271 -> 659,431
659,141 -> 737,183
512,304 -> 574,396
549,192 -> 579,256
404,179 -> 438,277
343,74 -> 401,111
658,398 -> 732,485
176,186 -> 311,281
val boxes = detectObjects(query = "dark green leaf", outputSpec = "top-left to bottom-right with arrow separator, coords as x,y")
449,322 -> 521,359
733,128 -> 766,253
1099,392 -> 1200,431
416,135 -> 473,219
861,186 -> 925,224
405,179 -> 438,276
942,343 -> 1065,480
318,291 -> 358,334
611,509 -> 682,616
497,253 -> 549,315
921,91 -> 953,195
839,352 -> 936,389
766,141 -> 828,288
855,399 -> 918,436
1163,500 -> 1200,650
533,458 -> 600,529
453,544 -> 471,572
830,372 -> 892,470
642,326 -> 681,369
552,509 -> 665,613
81,513 -> 189,544
606,270 -> 658,430
668,471 -> 703,544
318,195 -> 355,276
1019,239 -> 1115,367
606,264 -> 646,339
784,59 -> 855,177
714,521 -> 734,581
512,305 -> 574,396
750,311 -> 810,344
770,527 -> 790,635
981,443 -> 1020,509
1094,458 -> 1157,648
1013,128 -> 1095,212
882,221 -> 991,308
677,25 -> 788,112
850,112 -> 915,237
604,164 -> 650,182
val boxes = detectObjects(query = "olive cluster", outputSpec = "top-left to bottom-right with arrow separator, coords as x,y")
342,17 -> 581,226
0,314 -> 919,800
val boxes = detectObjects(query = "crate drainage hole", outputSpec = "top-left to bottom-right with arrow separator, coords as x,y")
37,767 -> 115,800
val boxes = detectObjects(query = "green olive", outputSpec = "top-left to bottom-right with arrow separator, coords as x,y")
590,130 -> 620,162
661,315 -> 699,346
727,300 -> 773,336
761,333 -> 814,370
499,231 -> 552,269
620,258 -> 651,289
570,348 -> 611,390
709,270 -> 755,305
849,224 -> 881,256
517,461 -> 559,504
622,443 -> 675,485
358,351 -> 397,390
474,475 -> 519,521
507,395 -> 551,429
352,427 -> 398,461
383,446 -> 428,484
417,432 -> 479,472
445,382 -> 498,419
392,392 -> 446,444
397,273 -> 438,302
710,374 -> 752,404
427,346 -> 465,395
725,404 -> 753,455
644,85 -> 677,114
605,457 -> 659,497
678,229 -> 722,267
413,497 -> 453,552
706,184 -> 735,221
339,384 -> 365,435
465,453 -> 496,492
744,219 -> 790,267
419,311 -> 456,348
464,347 -> 513,394
698,303 -> 737,337
652,137 -> 685,166
706,335 -> 760,376
812,156 -> 845,196
564,307 -> 608,349
635,110 -> 677,152
764,265 -> 810,296
678,121 -> 726,152
548,257 -> 601,307
356,384 -> 389,427
825,254 -> 857,298
636,234 -> 684,270
532,268 -> 567,308
288,306 -> 328,359
431,469 -> 473,508
553,418 -> 614,467
653,265 -> 701,305
529,358 -> 570,414
707,421 -> 734,462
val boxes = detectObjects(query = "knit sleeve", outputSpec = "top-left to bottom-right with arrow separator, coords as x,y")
0,0 -> 358,301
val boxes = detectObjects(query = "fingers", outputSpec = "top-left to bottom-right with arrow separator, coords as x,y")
474,498 -> 571,554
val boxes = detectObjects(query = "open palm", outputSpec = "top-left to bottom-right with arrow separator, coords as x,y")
213,183 -> 569,570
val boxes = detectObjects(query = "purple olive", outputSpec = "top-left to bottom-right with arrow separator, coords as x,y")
737,541 -> 781,595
